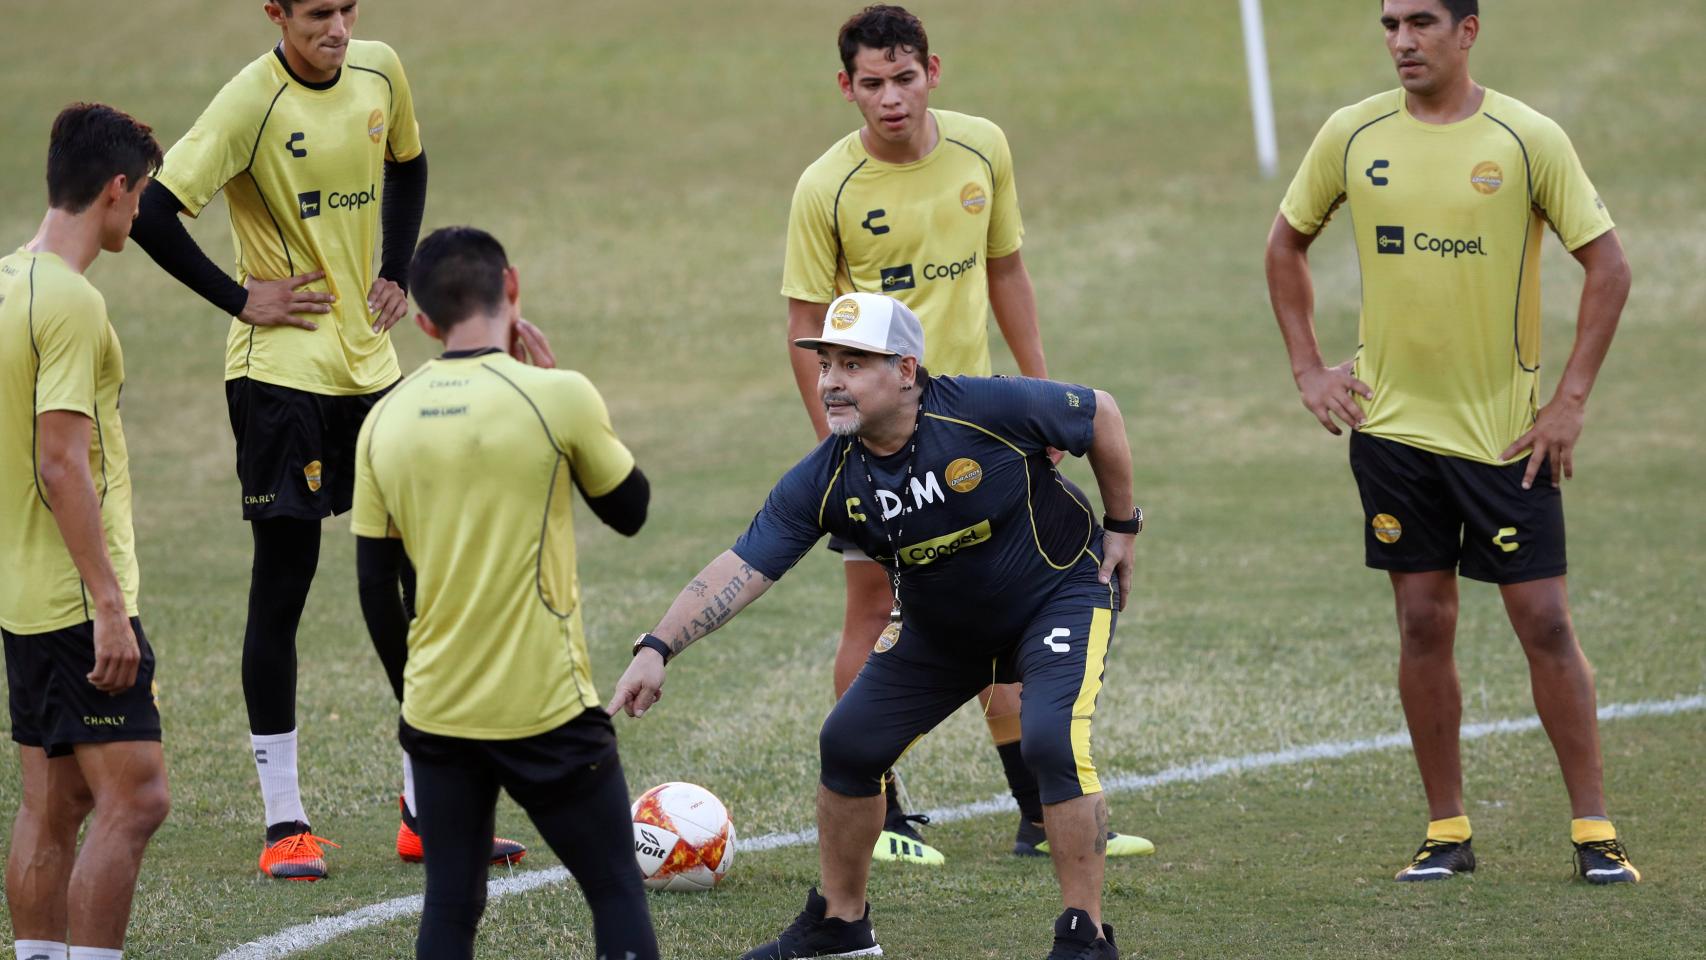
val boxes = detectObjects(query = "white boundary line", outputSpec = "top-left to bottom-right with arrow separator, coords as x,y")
215,693 -> 1705,959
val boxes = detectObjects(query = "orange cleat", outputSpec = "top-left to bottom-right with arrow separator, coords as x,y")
259,823 -> 340,881
397,797 -> 527,866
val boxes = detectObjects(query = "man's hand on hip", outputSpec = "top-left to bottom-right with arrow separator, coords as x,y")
1295,359 -> 1371,435
240,270 -> 332,330
367,277 -> 409,333
1500,397 -> 1585,489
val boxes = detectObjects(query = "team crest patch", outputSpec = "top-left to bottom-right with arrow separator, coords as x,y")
945,457 -> 983,493
829,297 -> 859,330
959,182 -> 987,214
367,108 -> 386,144
1470,161 -> 1503,195
1371,513 -> 1402,544
304,460 -> 324,493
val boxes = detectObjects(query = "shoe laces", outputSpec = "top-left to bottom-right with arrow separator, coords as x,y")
269,831 -> 341,859
1408,837 -> 1455,865
1577,838 -> 1629,865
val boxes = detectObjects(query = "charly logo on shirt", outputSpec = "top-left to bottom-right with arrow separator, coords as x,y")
945,457 -> 983,493
959,182 -> 987,214
1470,161 -> 1504,195
367,108 -> 386,144
829,297 -> 860,330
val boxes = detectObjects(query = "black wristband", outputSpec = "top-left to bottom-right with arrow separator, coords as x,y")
632,633 -> 671,664
1102,506 -> 1144,535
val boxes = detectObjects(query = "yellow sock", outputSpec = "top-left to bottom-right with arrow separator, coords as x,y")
1427,815 -> 1472,843
1572,817 -> 1616,844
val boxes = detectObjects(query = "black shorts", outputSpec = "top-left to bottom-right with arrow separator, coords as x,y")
399,709 -> 619,809
225,377 -> 395,521
4,617 -> 161,758
819,582 -> 1117,805
1349,431 -> 1566,585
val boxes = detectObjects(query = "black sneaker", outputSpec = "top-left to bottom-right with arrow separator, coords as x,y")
1575,838 -> 1641,884
1394,837 -> 1476,881
1045,908 -> 1118,960
872,811 -> 943,865
739,887 -> 883,959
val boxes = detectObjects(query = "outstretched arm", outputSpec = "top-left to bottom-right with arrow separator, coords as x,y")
608,549 -> 775,718
1498,229 -> 1631,488
1265,212 -> 1370,435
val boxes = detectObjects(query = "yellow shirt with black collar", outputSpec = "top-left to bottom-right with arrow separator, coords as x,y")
783,109 -> 1025,377
351,351 -> 635,740
1280,88 -> 1613,465
156,40 -> 423,396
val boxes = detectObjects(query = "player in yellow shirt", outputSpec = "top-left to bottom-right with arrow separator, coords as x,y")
353,227 -> 657,960
127,0 -> 525,878
2,103 -> 171,960
1265,0 -> 1638,884
783,3 -> 1149,866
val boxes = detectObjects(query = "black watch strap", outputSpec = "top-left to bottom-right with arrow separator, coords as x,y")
1102,506 -> 1144,535
632,633 -> 671,664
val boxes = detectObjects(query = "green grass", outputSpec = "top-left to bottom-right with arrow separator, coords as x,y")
1,1 -> 1703,957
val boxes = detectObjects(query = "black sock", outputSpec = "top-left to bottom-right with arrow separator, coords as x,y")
242,517 -> 321,735
882,769 -> 904,821
997,741 -> 1044,825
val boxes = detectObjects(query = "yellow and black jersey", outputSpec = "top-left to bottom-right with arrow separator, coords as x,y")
783,109 -> 1024,377
157,40 -> 422,396
0,249 -> 138,634
1280,88 -> 1613,465
351,350 -> 634,740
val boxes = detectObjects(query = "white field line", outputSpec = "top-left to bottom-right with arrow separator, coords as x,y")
215,692 -> 1705,959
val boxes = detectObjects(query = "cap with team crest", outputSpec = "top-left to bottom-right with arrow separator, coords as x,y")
793,292 -> 925,360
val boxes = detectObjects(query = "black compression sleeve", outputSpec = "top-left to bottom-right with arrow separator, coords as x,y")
356,535 -> 410,701
129,180 -> 250,317
579,467 -> 649,537
379,152 -> 428,290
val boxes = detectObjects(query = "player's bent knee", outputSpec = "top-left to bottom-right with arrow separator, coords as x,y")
818,717 -> 894,798
1019,730 -> 1088,805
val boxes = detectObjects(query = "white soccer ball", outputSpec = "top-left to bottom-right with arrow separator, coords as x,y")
631,781 -> 736,891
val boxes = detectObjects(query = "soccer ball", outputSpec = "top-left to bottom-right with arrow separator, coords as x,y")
631,781 -> 736,891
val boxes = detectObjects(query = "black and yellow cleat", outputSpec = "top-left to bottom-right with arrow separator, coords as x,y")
1394,837 -> 1476,881
871,812 -> 944,866
1013,819 -> 1155,858
1575,838 -> 1641,884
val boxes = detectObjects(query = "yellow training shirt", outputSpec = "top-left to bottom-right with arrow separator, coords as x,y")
1280,88 -> 1613,465
0,250 -> 139,634
783,109 -> 1024,377
351,351 -> 635,740
156,40 -> 422,396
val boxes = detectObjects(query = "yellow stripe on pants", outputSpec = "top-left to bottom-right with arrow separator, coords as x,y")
1069,607 -> 1112,795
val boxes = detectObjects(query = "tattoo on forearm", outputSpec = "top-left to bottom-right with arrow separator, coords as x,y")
670,562 -> 769,654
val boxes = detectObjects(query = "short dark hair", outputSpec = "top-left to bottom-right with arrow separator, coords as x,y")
46,103 -> 162,213
1382,0 -> 1477,23
838,5 -> 929,77
409,227 -> 510,331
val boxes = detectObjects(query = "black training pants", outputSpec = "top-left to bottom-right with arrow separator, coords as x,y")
403,713 -> 658,960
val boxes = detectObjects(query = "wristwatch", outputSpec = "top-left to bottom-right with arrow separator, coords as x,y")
632,633 -> 671,664
1102,506 -> 1144,535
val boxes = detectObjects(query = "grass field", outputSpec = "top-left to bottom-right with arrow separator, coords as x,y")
2,1 -> 1703,957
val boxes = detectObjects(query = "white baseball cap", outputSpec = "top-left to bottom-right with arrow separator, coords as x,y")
793,293 -> 925,359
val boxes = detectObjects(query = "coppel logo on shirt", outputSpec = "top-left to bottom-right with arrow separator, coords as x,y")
297,185 -> 378,220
